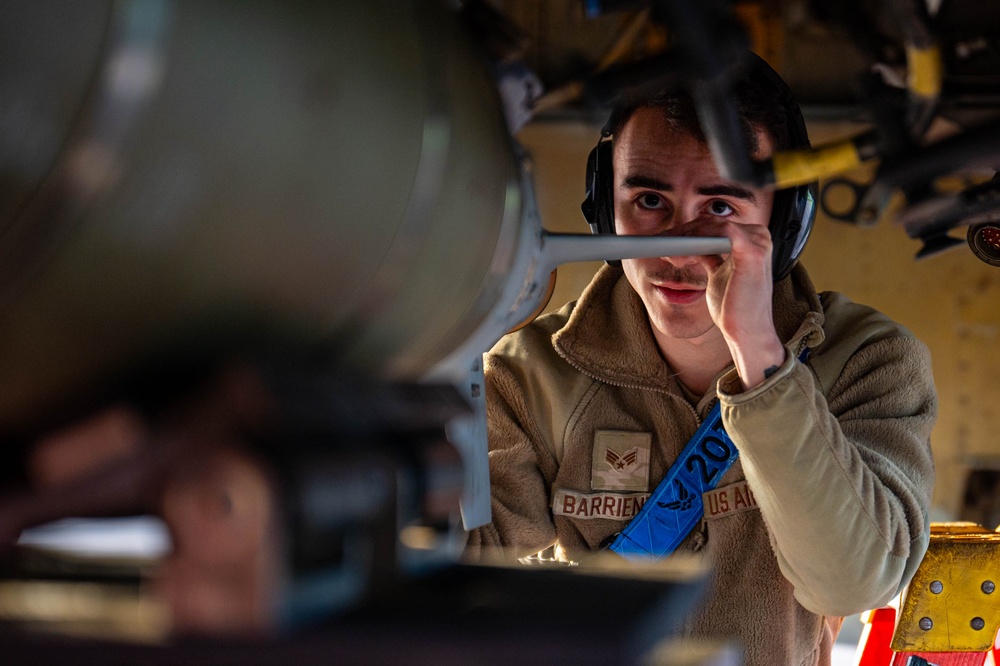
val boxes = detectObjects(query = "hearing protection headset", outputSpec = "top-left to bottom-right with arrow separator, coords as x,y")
580,53 -> 817,281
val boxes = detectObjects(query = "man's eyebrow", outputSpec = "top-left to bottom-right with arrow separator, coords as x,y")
622,175 -> 672,191
698,184 -> 757,203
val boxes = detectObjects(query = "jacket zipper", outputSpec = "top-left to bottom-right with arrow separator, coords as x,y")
557,351 -> 704,426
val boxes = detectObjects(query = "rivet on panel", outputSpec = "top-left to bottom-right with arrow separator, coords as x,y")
971,617 -> 986,631
919,617 -> 933,631
983,581 -> 996,595
929,580 -> 943,594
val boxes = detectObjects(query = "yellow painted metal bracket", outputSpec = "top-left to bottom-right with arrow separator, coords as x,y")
892,522 -> 1000,653
769,140 -> 865,189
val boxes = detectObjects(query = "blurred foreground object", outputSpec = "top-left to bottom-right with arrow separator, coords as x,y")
0,1 -> 719,661
0,0 -> 734,533
0,0 -> 732,440
0,0 -> 528,435
0,556 -> 722,665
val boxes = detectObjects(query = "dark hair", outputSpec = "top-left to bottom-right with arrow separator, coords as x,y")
604,78 -> 794,155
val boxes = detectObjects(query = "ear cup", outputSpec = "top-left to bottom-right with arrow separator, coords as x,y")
581,145 -> 600,232
581,139 -> 620,267
769,182 -> 817,281
582,139 -> 615,235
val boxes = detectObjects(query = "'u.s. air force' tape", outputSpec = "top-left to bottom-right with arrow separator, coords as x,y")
608,401 -> 737,560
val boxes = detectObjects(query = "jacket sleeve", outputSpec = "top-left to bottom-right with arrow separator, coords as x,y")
464,357 -> 559,560
717,334 -> 937,617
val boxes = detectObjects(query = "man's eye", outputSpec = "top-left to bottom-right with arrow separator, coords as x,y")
709,200 -> 734,216
637,193 -> 665,209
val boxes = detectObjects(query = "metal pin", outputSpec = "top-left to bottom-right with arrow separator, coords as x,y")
919,617 -> 933,631
929,580 -> 943,594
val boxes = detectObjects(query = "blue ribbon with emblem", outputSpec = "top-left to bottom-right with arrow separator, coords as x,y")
608,400 -> 737,560
609,349 -> 809,560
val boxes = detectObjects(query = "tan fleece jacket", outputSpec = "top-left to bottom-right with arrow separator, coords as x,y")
466,264 -> 936,666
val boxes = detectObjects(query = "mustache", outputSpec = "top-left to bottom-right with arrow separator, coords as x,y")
648,265 -> 708,287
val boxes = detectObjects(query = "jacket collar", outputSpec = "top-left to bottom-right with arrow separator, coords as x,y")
553,263 -> 825,393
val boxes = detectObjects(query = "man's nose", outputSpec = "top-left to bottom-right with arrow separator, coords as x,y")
660,251 -> 700,268
657,209 -> 701,266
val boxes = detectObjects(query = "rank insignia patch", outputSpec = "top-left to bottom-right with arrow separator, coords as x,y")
592,430 -> 651,491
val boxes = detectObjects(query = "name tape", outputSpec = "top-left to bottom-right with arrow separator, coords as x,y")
551,489 -> 650,521
702,480 -> 758,520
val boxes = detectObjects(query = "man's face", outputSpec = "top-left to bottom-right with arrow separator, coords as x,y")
613,106 -> 775,343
